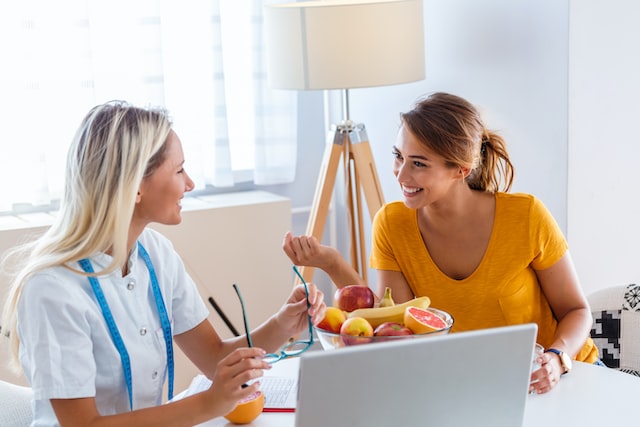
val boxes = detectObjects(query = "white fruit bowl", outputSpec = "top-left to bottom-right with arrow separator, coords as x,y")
314,307 -> 454,350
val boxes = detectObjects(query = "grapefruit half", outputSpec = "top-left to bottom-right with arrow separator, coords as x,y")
404,306 -> 447,334
224,390 -> 264,424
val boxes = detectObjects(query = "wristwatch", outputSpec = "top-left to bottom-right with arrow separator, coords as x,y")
545,348 -> 572,374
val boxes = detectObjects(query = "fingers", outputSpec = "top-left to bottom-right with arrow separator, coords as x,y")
221,348 -> 270,383
223,347 -> 269,366
282,232 -> 321,265
305,284 -> 326,324
206,348 -> 270,416
282,231 -> 296,261
529,354 -> 560,394
216,350 -> 262,386
280,283 -> 326,334
283,231 -> 309,261
294,282 -> 326,321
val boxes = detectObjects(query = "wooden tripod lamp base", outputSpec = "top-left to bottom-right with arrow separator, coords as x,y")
297,121 -> 385,285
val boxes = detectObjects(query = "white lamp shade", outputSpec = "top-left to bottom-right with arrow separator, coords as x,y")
264,0 -> 425,90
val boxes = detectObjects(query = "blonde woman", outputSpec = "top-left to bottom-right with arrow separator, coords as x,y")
2,101 -> 325,426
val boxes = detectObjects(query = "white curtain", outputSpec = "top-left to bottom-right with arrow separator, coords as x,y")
0,0 -> 297,213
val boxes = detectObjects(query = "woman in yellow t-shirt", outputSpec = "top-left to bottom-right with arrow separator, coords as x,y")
283,92 -> 598,395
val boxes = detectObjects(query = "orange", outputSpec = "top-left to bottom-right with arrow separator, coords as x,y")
403,306 -> 447,334
224,390 -> 264,424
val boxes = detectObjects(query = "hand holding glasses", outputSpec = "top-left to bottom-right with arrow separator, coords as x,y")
232,265 -> 315,364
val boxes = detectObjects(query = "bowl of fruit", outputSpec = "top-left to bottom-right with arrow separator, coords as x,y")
314,285 -> 454,350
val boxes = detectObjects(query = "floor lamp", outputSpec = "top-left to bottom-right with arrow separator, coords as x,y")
264,0 -> 425,284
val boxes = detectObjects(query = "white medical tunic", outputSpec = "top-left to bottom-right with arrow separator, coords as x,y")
17,228 -> 210,426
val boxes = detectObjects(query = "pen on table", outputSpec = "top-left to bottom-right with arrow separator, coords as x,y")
207,296 -> 240,337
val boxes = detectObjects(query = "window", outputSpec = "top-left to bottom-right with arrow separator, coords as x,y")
0,0 -> 297,214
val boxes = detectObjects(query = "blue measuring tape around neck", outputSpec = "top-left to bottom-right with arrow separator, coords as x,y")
78,242 -> 174,410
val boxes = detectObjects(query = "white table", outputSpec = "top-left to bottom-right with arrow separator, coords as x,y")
523,361 -> 639,426
198,358 -> 640,426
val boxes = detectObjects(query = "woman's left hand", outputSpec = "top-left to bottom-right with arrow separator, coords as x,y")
529,351 -> 563,394
276,282 -> 326,335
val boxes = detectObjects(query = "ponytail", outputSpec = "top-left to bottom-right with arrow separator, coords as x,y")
467,130 -> 514,192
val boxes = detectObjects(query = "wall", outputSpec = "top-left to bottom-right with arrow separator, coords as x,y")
567,0 -> 640,294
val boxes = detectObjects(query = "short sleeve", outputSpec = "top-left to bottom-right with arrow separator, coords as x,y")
370,204 -> 402,271
528,196 -> 568,270
18,272 -> 98,400
168,257 -> 209,335
139,228 -> 209,336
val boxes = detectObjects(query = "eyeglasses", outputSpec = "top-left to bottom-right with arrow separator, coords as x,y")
233,265 -> 315,364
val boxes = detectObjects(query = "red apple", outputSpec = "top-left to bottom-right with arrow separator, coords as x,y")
340,316 -> 374,346
374,321 -> 413,336
333,285 -> 375,312
316,306 -> 347,334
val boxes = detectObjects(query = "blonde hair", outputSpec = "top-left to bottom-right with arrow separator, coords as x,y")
1,101 -> 172,368
400,92 -> 514,192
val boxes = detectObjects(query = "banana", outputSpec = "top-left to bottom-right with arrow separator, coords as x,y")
378,287 -> 395,308
347,296 -> 431,328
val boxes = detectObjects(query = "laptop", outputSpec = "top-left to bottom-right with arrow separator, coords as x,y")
293,323 -> 537,427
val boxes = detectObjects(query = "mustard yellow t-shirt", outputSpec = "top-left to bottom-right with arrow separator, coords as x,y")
370,192 -> 597,363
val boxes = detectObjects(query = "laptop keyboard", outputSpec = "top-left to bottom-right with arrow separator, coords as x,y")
261,376 -> 297,408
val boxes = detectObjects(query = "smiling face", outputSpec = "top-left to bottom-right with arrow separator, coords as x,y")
392,125 -> 466,210
133,130 -> 195,228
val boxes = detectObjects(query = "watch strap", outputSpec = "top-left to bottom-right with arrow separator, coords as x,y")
544,348 -> 569,374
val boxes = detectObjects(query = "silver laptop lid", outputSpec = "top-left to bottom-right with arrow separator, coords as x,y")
295,323 -> 537,427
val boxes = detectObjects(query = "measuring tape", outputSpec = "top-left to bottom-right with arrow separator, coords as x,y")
79,241 -> 174,410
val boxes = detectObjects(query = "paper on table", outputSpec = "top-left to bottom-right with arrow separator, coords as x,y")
169,374 -> 212,402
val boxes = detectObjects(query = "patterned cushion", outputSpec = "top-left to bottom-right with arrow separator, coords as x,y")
588,283 -> 640,377
591,309 -> 620,368
622,284 -> 640,311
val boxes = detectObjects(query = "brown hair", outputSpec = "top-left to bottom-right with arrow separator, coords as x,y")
400,92 -> 514,192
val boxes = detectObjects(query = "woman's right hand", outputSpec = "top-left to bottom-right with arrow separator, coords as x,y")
283,231 -> 367,289
282,231 -> 337,269
204,347 -> 270,418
